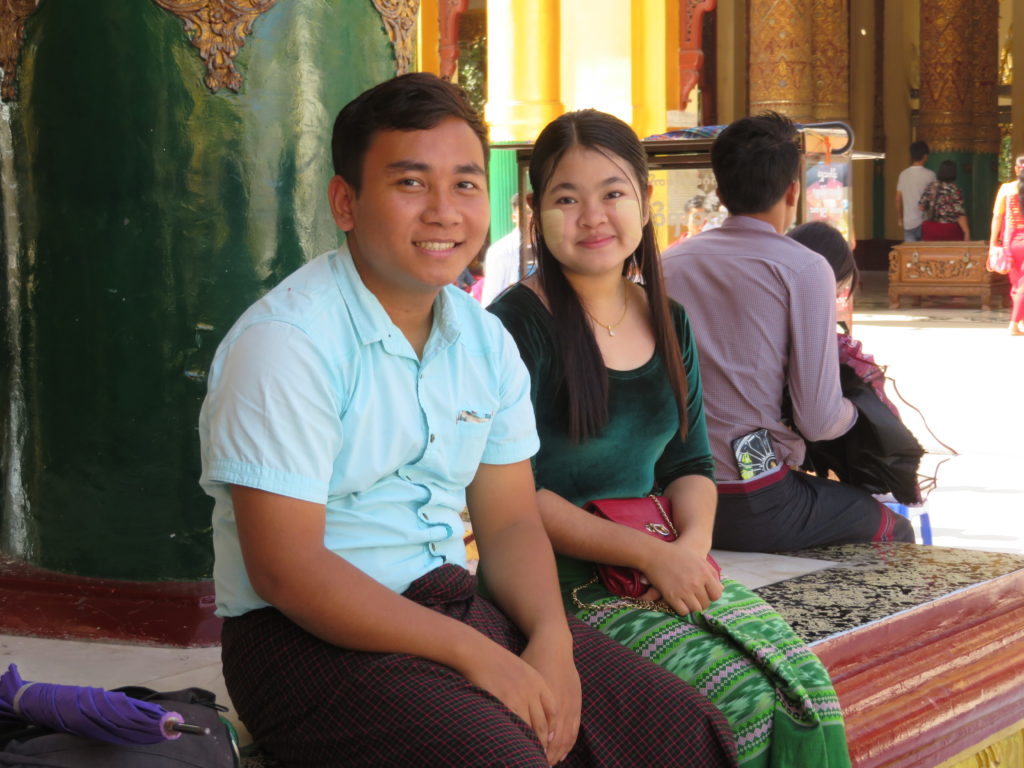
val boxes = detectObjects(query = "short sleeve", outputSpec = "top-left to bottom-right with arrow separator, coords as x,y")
478,320 -> 541,465
202,321 -> 344,503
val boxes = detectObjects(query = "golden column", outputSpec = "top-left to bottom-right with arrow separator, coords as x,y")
810,0 -> 850,122
748,0 -> 814,121
485,0 -> 563,142
917,0 -> 973,155
970,0 -> 1000,240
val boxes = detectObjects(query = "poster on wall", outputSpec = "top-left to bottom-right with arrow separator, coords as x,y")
803,155 -> 853,243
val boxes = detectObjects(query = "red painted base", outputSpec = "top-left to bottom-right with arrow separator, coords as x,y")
815,568 -> 1024,768
0,555 -> 221,647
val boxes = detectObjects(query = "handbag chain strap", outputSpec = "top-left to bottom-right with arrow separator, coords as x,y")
570,574 -> 677,614
648,494 -> 678,538
570,495 -> 679,615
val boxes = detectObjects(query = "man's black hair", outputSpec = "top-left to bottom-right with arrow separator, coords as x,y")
711,112 -> 800,215
332,73 -> 488,194
910,140 -> 930,162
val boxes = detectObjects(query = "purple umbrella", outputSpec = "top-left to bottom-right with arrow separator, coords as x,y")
0,664 -> 207,745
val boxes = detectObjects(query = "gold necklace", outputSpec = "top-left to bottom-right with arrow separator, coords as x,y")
584,280 -> 629,337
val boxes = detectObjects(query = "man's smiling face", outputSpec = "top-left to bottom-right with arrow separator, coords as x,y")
329,116 -> 489,305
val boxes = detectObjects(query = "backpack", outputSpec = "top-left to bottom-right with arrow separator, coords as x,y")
0,687 -> 238,768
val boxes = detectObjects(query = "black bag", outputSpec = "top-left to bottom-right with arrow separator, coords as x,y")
802,364 -> 925,504
0,687 -> 238,768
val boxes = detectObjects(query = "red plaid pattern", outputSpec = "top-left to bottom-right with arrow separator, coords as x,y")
222,564 -> 738,767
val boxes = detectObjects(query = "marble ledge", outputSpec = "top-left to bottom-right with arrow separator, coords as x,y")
752,542 -> 1024,644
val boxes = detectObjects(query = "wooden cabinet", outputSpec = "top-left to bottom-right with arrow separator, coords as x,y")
888,242 -> 1010,310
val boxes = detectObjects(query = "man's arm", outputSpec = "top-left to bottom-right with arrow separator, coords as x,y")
787,261 -> 856,442
468,460 -> 581,765
231,484 -> 564,758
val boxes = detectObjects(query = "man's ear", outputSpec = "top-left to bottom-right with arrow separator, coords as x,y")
328,175 -> 357,232
785,180 -> 800,207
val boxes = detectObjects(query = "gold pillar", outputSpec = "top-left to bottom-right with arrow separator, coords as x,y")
918,0 -> 973,152
882,0 -> 915,240
849,0 -> 875,240
748,0 -> 813,121
1013,0 -> 1024,155
811,0 -> 849,122
631,0 -> 668,139
972,0 -> 1000,156
416,0 -> 441,75
715,0 -> 747,125
485,0 -> 563,142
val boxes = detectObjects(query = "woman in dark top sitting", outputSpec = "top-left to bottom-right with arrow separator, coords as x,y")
488,109 -> 851,768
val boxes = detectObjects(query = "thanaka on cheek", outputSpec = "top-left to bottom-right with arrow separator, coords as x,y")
541,209 -> 565,246
616,198 -> 644,246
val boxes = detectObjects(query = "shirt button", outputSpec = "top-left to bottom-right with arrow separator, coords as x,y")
422,512 -> 431,521
428,542 -> 438,553
429,433 -> 435,443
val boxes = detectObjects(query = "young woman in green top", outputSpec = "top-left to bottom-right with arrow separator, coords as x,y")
488,109 -> 851,768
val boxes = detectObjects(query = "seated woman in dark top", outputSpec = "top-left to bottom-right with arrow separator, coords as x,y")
488,109 -> 851,768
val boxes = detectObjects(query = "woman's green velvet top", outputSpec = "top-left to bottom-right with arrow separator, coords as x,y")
488,283 -> 715,596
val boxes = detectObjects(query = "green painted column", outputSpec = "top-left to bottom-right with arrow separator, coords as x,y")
2,0 -> 396,579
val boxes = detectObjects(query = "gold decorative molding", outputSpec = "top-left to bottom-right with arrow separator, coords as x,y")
372,0 -> 420,76
0,0 -> 41,102
810,0 -> 849,122
748,0 -> 814,121
971,0 -> 1000,154
153,0 -> 278,93
918,0 -> 973,153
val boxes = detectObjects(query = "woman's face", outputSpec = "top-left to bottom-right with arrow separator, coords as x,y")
538,146 -> 650,278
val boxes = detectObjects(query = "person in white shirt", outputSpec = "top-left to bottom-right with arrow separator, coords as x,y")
896,140 -> 937,242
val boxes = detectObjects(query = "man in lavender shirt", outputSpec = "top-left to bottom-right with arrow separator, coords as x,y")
662,113 -> 913,552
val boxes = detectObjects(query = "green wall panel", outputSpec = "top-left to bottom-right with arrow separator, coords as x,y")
5,0 -> 395,579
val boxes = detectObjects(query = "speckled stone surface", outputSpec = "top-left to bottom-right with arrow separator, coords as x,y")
754,542 -> 1024,644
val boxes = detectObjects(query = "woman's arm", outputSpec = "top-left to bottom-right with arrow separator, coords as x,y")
991,185 -> 1009,247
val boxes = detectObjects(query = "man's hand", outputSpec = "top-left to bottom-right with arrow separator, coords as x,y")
637,538 -> 722,616
452,630 -> 573,765
520,627 -> 581,765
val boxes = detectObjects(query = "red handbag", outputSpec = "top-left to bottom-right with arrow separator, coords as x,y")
583,495 -> 721,598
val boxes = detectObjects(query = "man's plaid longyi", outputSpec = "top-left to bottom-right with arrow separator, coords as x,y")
222,564 -> 738,767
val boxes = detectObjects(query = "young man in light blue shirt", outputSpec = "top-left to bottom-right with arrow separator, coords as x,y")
199,74 -> 736,768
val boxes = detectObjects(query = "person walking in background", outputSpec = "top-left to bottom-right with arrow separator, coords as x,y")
896,140 -> 936,242
490,109 -> 851,767
988,154 -> 1024,335
919,160 -> 971,241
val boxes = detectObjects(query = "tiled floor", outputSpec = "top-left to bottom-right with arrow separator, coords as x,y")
2,270 -> 1022,751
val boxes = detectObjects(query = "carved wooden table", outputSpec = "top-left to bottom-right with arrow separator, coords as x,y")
888,242 -> 1011,310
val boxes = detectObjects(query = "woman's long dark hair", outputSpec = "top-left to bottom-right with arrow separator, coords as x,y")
1016,154 -> 1024,209
528,109 -> 688,443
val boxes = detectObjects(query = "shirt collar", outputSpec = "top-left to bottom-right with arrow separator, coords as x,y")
721,215 -> 779,234
330,243 -> 462,357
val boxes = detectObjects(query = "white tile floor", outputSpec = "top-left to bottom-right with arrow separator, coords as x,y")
3,273 -> 1022,748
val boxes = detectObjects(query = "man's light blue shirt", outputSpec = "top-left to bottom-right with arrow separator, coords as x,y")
200,245 -> 540,617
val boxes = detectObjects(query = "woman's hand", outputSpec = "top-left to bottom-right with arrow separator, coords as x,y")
636,538 -> 723,615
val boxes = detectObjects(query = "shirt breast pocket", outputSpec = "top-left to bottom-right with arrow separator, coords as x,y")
451,410 -> 493,483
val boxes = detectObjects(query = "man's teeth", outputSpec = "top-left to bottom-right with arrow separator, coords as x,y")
415,241 -> 456,250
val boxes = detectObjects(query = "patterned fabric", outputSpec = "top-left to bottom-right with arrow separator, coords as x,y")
571,578 -> 851,768
222,564 -> 738,768
919,181 -> 965,224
